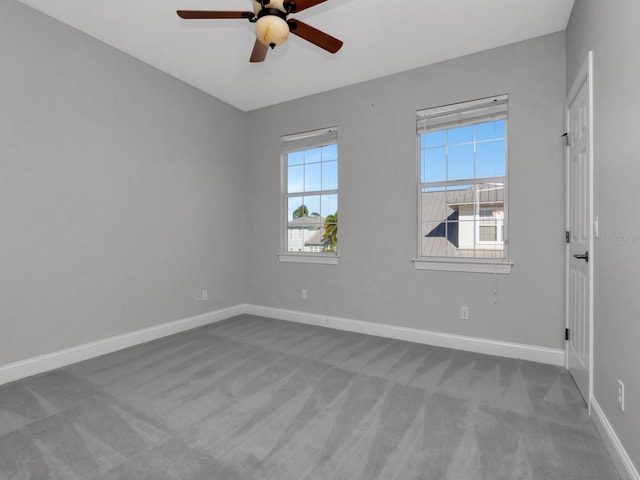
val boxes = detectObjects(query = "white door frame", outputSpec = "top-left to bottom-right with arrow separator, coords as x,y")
565,51 -> 594,410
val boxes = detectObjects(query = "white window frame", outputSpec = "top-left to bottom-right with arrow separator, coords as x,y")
278,127 -> 339,265
413,95 -> 512,274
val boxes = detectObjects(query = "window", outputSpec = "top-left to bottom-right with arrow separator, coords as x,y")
478,207 -> 504,243
280,127 -> 338,264
416,95 -> 511,272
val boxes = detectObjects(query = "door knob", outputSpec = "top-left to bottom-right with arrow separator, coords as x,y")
573,251 -> 589,262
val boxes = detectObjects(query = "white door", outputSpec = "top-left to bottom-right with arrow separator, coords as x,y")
566,52 -> 594,407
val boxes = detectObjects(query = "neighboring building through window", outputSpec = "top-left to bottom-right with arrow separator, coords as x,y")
282,127 -> 338,256
417,95 -> 508,261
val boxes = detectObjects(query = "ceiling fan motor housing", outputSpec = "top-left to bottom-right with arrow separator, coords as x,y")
252,0 -> 288,15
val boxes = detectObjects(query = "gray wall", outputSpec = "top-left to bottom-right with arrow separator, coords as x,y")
0,0 -> 249,365
567,0 -> 640,469
246,32 -> 567,349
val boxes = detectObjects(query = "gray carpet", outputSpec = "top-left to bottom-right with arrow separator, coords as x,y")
0,315 -> 619,479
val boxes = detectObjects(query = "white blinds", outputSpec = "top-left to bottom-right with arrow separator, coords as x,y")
417,94 -> 508,133
281,127 -> 337,153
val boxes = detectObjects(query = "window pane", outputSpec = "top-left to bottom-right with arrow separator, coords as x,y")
288,151 -> 304,166
422,221 -> 459,257
476,119 -> 506,141
288,197 -> 305,221
322,160 -> 338,190
286,196 -> 322,252
421,190 -> 457,222
424,147 -> 446,183
476,139 -> 506,178
447,144 -> 474,180
304,163 -> 322,192
322,144 -> 338,161
288,165 -> 304,193
305,147 -> 322,164
322,223 -> 338,252
448,125 -> 474,144
320,194 -> 338,218
304,195 -> 321,217
288,197 -> 323,220
423,131 -> 446,148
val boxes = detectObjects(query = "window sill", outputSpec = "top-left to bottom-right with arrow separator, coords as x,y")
413,258 -> 512,274
278,253 -> 340,265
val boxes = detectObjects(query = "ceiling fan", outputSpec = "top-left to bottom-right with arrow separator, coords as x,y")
177,0 -> 343,63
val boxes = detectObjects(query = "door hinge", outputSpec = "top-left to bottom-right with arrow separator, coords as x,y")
562,132 -> 570,147
565,231 -> 570,243
565,328 -> 570,341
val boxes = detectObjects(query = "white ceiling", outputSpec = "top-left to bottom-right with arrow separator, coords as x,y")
16,0 -> 574,112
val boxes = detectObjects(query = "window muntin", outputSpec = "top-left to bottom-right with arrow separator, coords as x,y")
418,95 -> 508,261
282,128 -> 338,255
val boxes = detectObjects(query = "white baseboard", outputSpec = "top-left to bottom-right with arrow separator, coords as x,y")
0,304 -> 247,387
591,397 -> 640,480
245,305 -> 565,366
0,302 -> 565,387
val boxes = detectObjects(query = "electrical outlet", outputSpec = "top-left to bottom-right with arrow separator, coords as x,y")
301,289 -> 307,300
460,306 -> 469,320
618,380 -> 625,412
196,289 -> 208,302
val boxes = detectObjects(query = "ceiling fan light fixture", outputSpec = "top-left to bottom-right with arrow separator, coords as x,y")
255,14 -> 289,48
177,0 -> 341,62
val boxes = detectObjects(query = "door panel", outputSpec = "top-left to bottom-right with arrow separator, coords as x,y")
566,52 -> 593,406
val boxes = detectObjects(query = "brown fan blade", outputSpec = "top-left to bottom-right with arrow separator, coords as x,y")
284,0 -> 327,13
288,19 -> 343,54
177,10 -> 253,20
250,40 -> 269,63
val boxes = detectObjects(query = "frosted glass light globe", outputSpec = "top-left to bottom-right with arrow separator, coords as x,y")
255,15 -> 289,48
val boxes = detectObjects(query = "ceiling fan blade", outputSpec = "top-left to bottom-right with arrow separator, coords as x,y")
177,10 -> 253,20
288,19 -> 343,54
284,0 -> 327,13
250,40 -> 269,63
